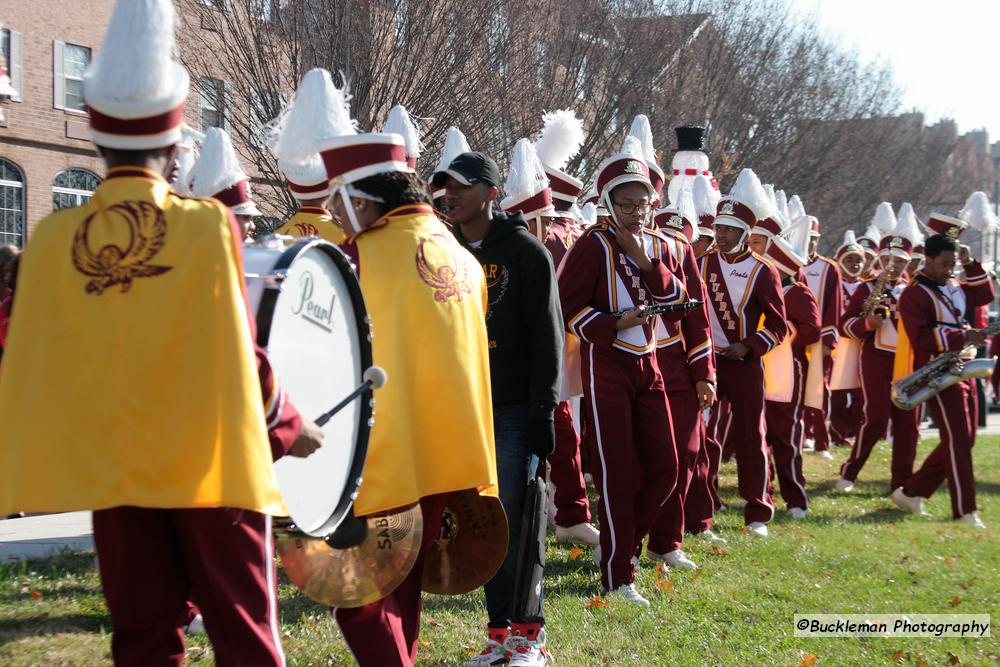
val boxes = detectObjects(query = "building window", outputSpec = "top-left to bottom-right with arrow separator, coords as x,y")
54,42 -> 90,112
0,159 -> 25,247
52,168 -> 100,211
198,77 -> 225,130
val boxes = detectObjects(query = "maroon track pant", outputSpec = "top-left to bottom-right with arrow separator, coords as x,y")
334,493 -> 449,666
684,397 -> 728,533
830,389 -> 863,444
804,356 -> 834,451
905,380 -> 978,518
549,400 -> 591,527
765,354 -> 809,511
647,349 -> 703,554
581,343 -> 677,590
715,355 -> 774,525
92,506 -> 284,667
839,350 -> 918,490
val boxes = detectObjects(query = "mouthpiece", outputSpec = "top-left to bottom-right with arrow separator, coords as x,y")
363,366 -> 388,390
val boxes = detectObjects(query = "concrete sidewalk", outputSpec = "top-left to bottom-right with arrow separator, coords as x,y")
0,511 -> 92,562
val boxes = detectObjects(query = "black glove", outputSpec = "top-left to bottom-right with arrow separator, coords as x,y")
528,415 -> 556,458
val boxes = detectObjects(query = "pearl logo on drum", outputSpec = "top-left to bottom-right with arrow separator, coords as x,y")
292,270 -> 336,332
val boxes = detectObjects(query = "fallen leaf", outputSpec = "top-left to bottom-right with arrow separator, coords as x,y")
945,555 -> 954,566
948,652 -> 960,665
655,562 -> 667,578
30,590 -> 41,599
657,579 -> 674,592
916,657 -> 927,667
587,595 -> 609,608
428,620 -> 440,628
691,570 -> 703,581
419,640 -> 432,648
729,593 -> 738,601
569,546 -> 583,561
825,570 -> 835,577
891,650 -> 906,662
950,596 -> 961,608
709,545 -> 729,558
800,653 -> 818,667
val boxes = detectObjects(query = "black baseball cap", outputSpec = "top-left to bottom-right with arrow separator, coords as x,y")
431,151 -> 501,188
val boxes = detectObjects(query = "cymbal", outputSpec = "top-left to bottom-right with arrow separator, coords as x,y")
275,504 -> 423,609
422,490 -> 508,595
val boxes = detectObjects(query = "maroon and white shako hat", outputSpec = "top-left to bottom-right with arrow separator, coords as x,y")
715,168 -> 773,233
383,104 -> 423,170
835,230 -> 865,262
766,215 -> 811,276
653,188 -> 699,243
189,127 -> 262,217
83,0 -> 189,150
925,212 -> 967,239
500,139 -> 554,227
533,109 -> 586,204
692,175 -> 718,239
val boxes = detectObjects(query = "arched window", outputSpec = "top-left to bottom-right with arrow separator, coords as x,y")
0,158 -> 25,247
53,168 -> 100,210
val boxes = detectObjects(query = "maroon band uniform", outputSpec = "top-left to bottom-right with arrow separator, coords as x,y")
801,255 -> 842,451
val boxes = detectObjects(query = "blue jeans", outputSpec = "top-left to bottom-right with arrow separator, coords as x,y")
483,402 -> 543,627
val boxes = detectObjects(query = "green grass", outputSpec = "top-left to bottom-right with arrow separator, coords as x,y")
2,436 -> 999,666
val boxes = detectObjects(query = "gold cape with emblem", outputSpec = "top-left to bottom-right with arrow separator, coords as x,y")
277,206 -> 346,245
0,168 -> 284,516
350,203 -> 497,516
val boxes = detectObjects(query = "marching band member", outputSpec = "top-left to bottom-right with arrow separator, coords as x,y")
0,2 -> 323,663
438,140 -> 563,666
189,127 -> 263,240
746,183 -> 785,257
533,109 -> 600,547
761,216 -> 820,518
829,231 -> 866,447
836,214 -> 921,493
279,68 -> 498,666
645,188 -> 716,567
699,168 -> 787,538
892,226 -> 994,528
801,213 -> 843,460
558,137 -> 685,605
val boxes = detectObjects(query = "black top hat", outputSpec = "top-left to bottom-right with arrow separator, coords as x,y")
674,126 -> 706,152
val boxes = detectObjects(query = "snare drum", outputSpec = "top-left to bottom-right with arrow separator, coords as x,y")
244,237 -> 372,537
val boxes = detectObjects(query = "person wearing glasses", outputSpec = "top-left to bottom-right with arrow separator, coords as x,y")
557,138 -> 685,606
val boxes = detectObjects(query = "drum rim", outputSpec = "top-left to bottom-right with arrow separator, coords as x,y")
254,238 -> 373,538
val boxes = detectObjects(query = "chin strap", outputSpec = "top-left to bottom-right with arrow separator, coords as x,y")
335,185 -> 363,235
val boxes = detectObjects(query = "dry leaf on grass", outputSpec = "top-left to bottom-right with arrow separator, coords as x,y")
948,652 -> 960,665
950,596 -> 961,608
569,546 -> 583,560
587,595 -> 609,608
800,653 -> 818,667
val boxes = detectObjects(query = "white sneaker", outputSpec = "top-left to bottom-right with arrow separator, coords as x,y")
583,473 -> 594,485
819,451 -> 834,460
691,529 -> 727,545
787,507 -> 809,520
606,583 -> 650,607
467,639 -> 510,666
555,522 -> 600,546
890,487 -> 928,515
185,614 -> 205,635
960,512 -> 986,529
592,545 -> 638,570
646,548 -> 698,570
802,439 -> 816,452
834,478 -> 854,493
746,521 -> 768,537
507,628 -> 547,667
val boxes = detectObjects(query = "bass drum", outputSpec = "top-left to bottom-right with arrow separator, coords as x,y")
244,237 -> 372,538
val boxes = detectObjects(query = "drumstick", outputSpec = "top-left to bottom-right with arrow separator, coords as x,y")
314,366 -> 388,427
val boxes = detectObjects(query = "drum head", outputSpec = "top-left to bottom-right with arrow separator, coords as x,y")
255,240 -> 371,537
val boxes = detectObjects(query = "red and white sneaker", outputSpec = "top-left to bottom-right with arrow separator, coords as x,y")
506,623 -> 549,666
467,627 -> 512,666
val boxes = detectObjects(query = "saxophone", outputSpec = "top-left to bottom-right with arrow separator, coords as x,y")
860,269 -> 892,319
891,320 -> 1000,410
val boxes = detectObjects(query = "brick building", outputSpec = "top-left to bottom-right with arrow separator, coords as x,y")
0,0 -> 281,248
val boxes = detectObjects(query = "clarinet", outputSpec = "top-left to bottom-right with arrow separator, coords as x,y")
610,299 -> 704,318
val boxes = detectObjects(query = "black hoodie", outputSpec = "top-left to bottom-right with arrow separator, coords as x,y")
453,212 -> 563,417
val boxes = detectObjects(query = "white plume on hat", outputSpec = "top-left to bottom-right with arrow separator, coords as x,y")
841,229 -> 860,248
774,190 -> 791,227
266,68 -> 354,166
627,115 -> 657,166
621,135 -> 644,160
870,202 -> 897,234
534,109 -> 585,170
728,168 -> 774,220
762,184 -> 785,229
781,214 -> 812,265
383,104 -> 423,160
894,202 -> 924,244
692,175 -> 719,219
580,202 -> 598,227
189,127 -> 251,200
675,188 -> 700,242
83,0 -> 188,123
434,126 -> 471,174
959,191 -> 1000,232
861,222 -> 882,245
787,195 -> 806,222
500,139 -> 550,214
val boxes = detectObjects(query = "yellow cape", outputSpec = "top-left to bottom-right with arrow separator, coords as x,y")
352,204 -> 497,516
0,169 -> 283,515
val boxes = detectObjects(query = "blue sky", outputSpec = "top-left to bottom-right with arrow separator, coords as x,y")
792,0 -> 1000,139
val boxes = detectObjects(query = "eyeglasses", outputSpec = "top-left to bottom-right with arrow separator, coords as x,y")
612,201 -> 651,215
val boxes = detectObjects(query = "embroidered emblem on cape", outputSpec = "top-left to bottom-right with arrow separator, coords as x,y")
415,233 -> 474,303
294,222 -> 319,236
72,200 -> 172,295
